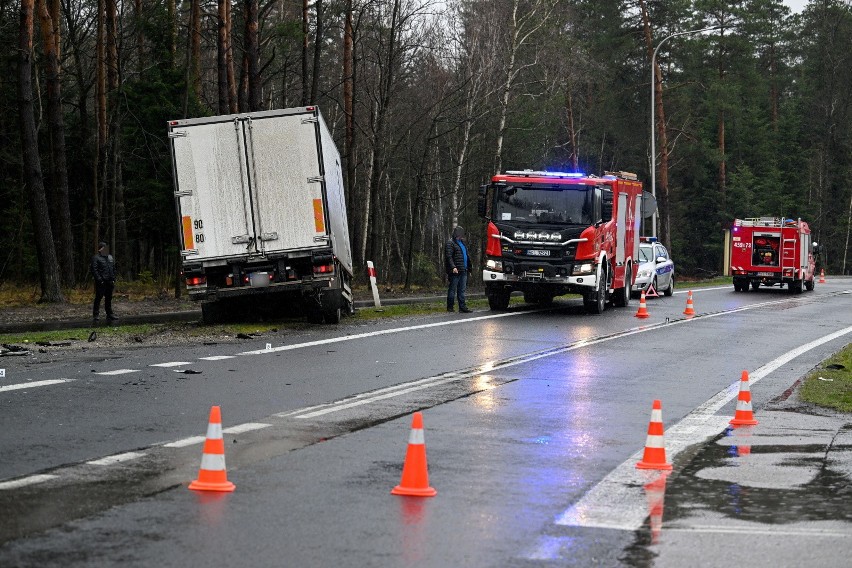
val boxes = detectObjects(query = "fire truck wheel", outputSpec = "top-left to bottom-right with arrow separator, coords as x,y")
584,272 -> 607,314
805,278 -> 814,291
613,280 -> 630,308
487,288 -> 511,311
751,281 -> 761,291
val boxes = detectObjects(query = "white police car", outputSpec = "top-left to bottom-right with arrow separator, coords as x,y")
632,238 -> 675,297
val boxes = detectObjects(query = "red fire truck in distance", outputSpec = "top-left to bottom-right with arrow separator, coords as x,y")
730,217 -> 817,293
477,170 -> 643,314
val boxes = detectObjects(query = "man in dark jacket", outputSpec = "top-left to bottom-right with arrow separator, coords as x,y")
445,226 -> 473,313
91,241 -> 118,322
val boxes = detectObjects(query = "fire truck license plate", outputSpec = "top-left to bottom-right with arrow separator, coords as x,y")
527,249 -> 550,256
756,271 -> 774,276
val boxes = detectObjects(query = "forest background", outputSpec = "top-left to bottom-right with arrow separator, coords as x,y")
1,0 -> 851,302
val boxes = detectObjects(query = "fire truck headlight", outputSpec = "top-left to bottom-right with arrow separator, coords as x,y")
486,259 -> 503,272
573,263 -> 594,275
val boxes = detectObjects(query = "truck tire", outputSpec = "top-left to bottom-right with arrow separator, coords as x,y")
751,281 -> 760,291
805,278 -> 814,291
613,263 -> 631,308
584,270 -> 607,314
323,307 -> 342,324
789,278 -> 803,294
487,288 -> 511,311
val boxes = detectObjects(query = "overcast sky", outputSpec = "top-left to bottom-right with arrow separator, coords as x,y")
784,0 -> 808,13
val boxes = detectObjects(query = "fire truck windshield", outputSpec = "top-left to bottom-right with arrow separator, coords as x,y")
494,184 -> 594,226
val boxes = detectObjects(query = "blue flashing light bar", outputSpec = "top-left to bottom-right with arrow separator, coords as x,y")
505,170 -> 585,178
639,236 -> 657,242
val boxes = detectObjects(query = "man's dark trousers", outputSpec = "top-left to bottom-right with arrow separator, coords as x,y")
447,270 -> 468,311
93,280 -> 115,319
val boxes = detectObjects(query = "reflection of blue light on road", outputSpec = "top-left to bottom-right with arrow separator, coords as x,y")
728,483 -> 742,515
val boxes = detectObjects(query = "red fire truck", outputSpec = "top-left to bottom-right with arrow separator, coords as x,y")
730,217 -> 817,293
477,170 -> 643,314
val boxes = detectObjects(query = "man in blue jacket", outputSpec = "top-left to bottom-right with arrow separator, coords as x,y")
445,226 -> 473,313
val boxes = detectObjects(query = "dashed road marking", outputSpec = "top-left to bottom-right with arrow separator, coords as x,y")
0,379 -> 74,392
149,361 -> 191,368
162,436 -> 206,448
95,369 -> 139,376
0,474 -> 57,490
199,355 -> 235,361
86,452 -> 146,466
222,422 -> 270,434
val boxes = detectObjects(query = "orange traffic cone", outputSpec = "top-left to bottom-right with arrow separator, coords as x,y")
635,291 -> 650,319
819,269 -> 826,284
189,406 -> 236,492
391,412 -> 436,497
729,370 -> 759,427
683,291 -> 695,317
636,400 -> 673,470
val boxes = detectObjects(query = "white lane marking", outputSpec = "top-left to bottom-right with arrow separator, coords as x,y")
237,309 -> 542,356
86,451 -> 146,466
161,423 -> 269,447
222,422 -> 270,434
0,474 -> 57,490
162,436 -> 206,448
0,379 -> 74,393
199,355 -> 235,361
554,325 -> 852,533
149,361 -> 191,368
95,369 -> 139,376
663,525 -> 852,538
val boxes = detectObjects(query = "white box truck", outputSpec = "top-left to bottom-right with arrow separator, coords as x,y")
168,106 -> 353,323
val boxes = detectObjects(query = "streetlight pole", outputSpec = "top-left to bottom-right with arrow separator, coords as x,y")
650,26 -> 719,239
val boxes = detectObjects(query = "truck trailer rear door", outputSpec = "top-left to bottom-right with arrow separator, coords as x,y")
245,113 -> 328,254
171,119 -> 255,261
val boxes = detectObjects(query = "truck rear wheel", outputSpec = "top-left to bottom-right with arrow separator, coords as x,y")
323,307 -> 342,324
613,264 -> 631,308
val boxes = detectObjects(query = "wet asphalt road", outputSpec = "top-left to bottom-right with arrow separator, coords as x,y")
1,280 -> 851,566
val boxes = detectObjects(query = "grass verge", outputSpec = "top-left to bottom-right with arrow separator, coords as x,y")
799,342 -> 852,412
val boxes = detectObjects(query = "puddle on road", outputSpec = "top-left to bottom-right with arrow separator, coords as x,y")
621,426 -> 852,567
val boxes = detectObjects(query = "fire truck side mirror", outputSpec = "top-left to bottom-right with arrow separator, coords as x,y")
600,189 -> 614,223
477,184 -> 489,219
812,242 -> 820,254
